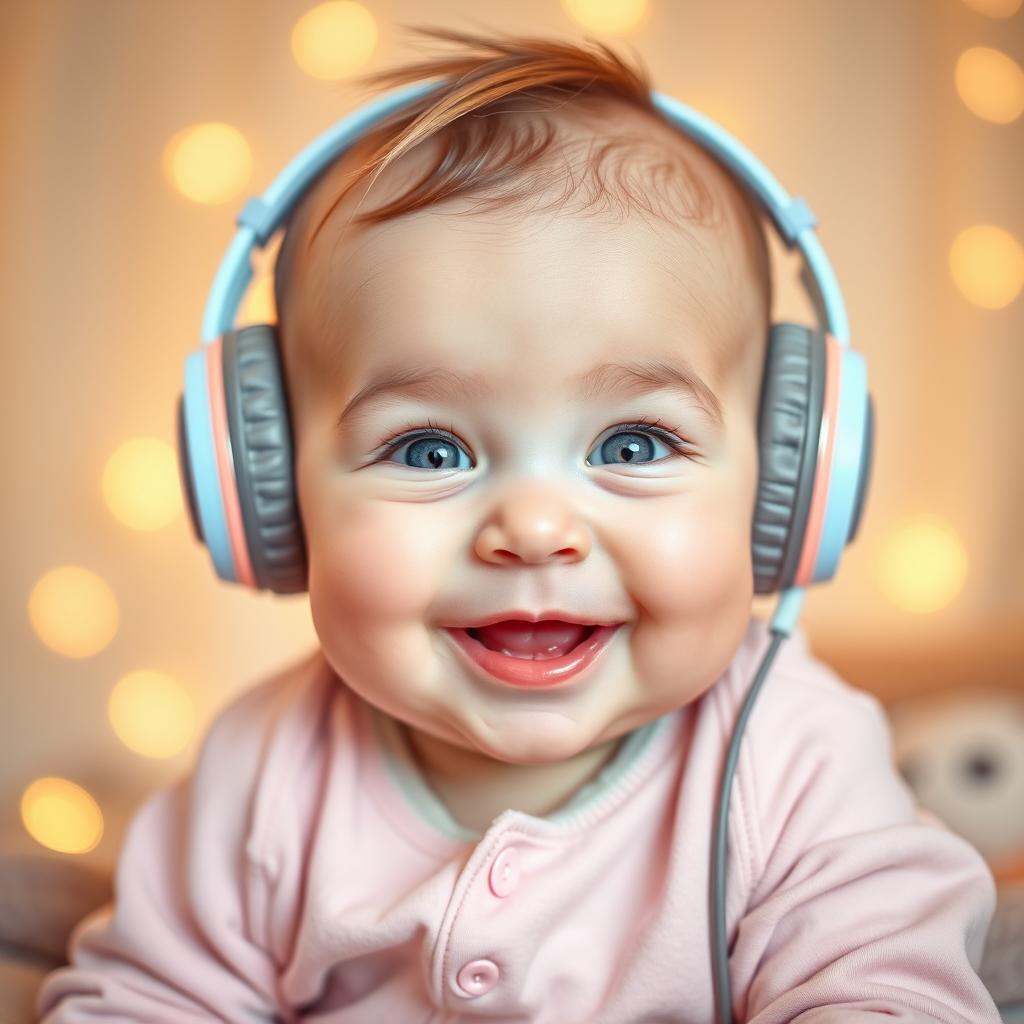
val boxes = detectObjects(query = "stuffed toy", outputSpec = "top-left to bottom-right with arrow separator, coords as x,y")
888,690 -> 1024,1018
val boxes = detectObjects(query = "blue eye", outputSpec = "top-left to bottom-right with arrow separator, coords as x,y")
384,431 -> 473,471
373,417 -> 695,470
587,427 -> 683,467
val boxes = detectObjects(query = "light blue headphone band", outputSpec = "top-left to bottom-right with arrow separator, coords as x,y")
183,348 -> 236,580
202,80 -> 446,342
647,91 -> 848,345
202,78 -> 850,347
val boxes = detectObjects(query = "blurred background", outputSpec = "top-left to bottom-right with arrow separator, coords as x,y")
2,0 -> 1022,886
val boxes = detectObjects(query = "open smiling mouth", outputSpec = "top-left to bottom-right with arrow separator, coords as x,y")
442,620 -> 622,689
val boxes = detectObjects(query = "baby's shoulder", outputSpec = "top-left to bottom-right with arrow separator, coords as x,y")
709,619 -> 969,912
200,648 -> 341,757
193,650 -> 355,853
704,615 -> 900,826
710,617 -> 912,865
714,615 -> 888,747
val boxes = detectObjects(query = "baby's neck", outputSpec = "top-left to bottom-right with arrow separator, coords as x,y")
401,724 -> 623,833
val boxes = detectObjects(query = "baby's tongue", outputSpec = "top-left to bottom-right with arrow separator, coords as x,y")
473,620 -> 590,659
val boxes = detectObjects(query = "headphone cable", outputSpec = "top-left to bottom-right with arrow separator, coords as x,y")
711,586 -> 805,1024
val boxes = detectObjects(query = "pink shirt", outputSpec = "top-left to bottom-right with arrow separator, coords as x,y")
37,618 -> 1001,1022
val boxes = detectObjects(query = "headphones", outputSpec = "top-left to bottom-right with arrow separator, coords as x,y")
177,77 -> 873,598
176,78 -> 875,1024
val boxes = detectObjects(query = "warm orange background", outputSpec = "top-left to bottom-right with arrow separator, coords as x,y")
2,0 -> 1021,868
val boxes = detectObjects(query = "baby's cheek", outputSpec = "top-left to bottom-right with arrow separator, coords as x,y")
306,498 -> 449,624
620,492 -> 752,624
619,495 -> 753,707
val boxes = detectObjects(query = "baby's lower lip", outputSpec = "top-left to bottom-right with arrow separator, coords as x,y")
442,624 -> 621,689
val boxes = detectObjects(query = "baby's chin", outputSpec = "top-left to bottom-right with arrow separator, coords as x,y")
425,705 -> 629,766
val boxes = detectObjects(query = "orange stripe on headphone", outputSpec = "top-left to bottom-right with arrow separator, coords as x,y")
794,333 -> 841,586
205,339 -> 256,588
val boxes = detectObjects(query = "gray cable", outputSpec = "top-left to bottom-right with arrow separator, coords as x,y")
708,633 -> 1021,1023
710,629 -> 788,1024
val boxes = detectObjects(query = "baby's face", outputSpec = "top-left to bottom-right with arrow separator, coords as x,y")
282,116 -> 768,766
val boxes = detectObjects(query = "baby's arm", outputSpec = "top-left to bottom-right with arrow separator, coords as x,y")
729,679 -> 1001,1023
36,678 -> 296,1022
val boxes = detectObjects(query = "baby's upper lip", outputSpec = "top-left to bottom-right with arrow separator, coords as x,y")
445,610 -> 623,628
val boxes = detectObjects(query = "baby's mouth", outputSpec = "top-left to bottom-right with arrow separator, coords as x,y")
461,620 -> 597,661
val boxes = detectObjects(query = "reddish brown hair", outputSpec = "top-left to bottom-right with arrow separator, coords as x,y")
274,24 -> 771,396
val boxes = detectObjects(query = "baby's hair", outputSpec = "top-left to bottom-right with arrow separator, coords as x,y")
306,25 -> 715,237
274,23 -> 772,400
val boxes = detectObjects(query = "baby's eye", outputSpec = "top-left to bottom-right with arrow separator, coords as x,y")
587,425 -> 690,467
373,419 -> 694,470
380,430 -> 473,471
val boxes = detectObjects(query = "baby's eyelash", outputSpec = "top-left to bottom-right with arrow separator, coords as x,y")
370,415 -> 699,461
617,415 -> 697,458
372,417 -> 463,456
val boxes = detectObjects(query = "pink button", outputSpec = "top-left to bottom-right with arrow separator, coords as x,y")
453,958 -> 499,997
488,846 -> 520,897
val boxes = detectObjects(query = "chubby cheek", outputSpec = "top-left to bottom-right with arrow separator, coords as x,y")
303,491 -> 449,686
620,486 -> 754,701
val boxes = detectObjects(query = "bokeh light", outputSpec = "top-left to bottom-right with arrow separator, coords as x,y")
961,0 -> 1022,16
28,566 -> 119,658
877,515 -> 969,614
954,46 -> 1024,124
20,778 -> 104,855
562,0 -> 648,33
108,669 -> 197,759
292,2 -> 378,80
163,123 -> 253,204
949,224 -> 1024,309
102,437 -> 183,531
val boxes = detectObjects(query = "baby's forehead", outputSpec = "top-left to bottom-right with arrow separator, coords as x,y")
309,215 -> 740,445
278,97 -> 771,407
315,222 -> 732,439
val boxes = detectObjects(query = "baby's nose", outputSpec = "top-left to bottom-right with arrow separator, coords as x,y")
473,487 -> 591,565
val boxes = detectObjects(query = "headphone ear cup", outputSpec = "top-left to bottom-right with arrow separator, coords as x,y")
847,392 -> 874,545
751,323 -> 826,594
221,325 -> 308,593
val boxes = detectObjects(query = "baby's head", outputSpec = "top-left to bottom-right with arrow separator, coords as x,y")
273,27 -> 773,767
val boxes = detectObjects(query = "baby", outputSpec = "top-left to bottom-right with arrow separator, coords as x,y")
38,26 -> 1001,1024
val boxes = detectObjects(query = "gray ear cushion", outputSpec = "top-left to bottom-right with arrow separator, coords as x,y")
221,325 -> 308,593
751,323 -> 825,594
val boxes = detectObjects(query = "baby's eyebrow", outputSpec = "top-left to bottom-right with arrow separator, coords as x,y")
579,359 -> 723,427
335,357 -> 724,430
